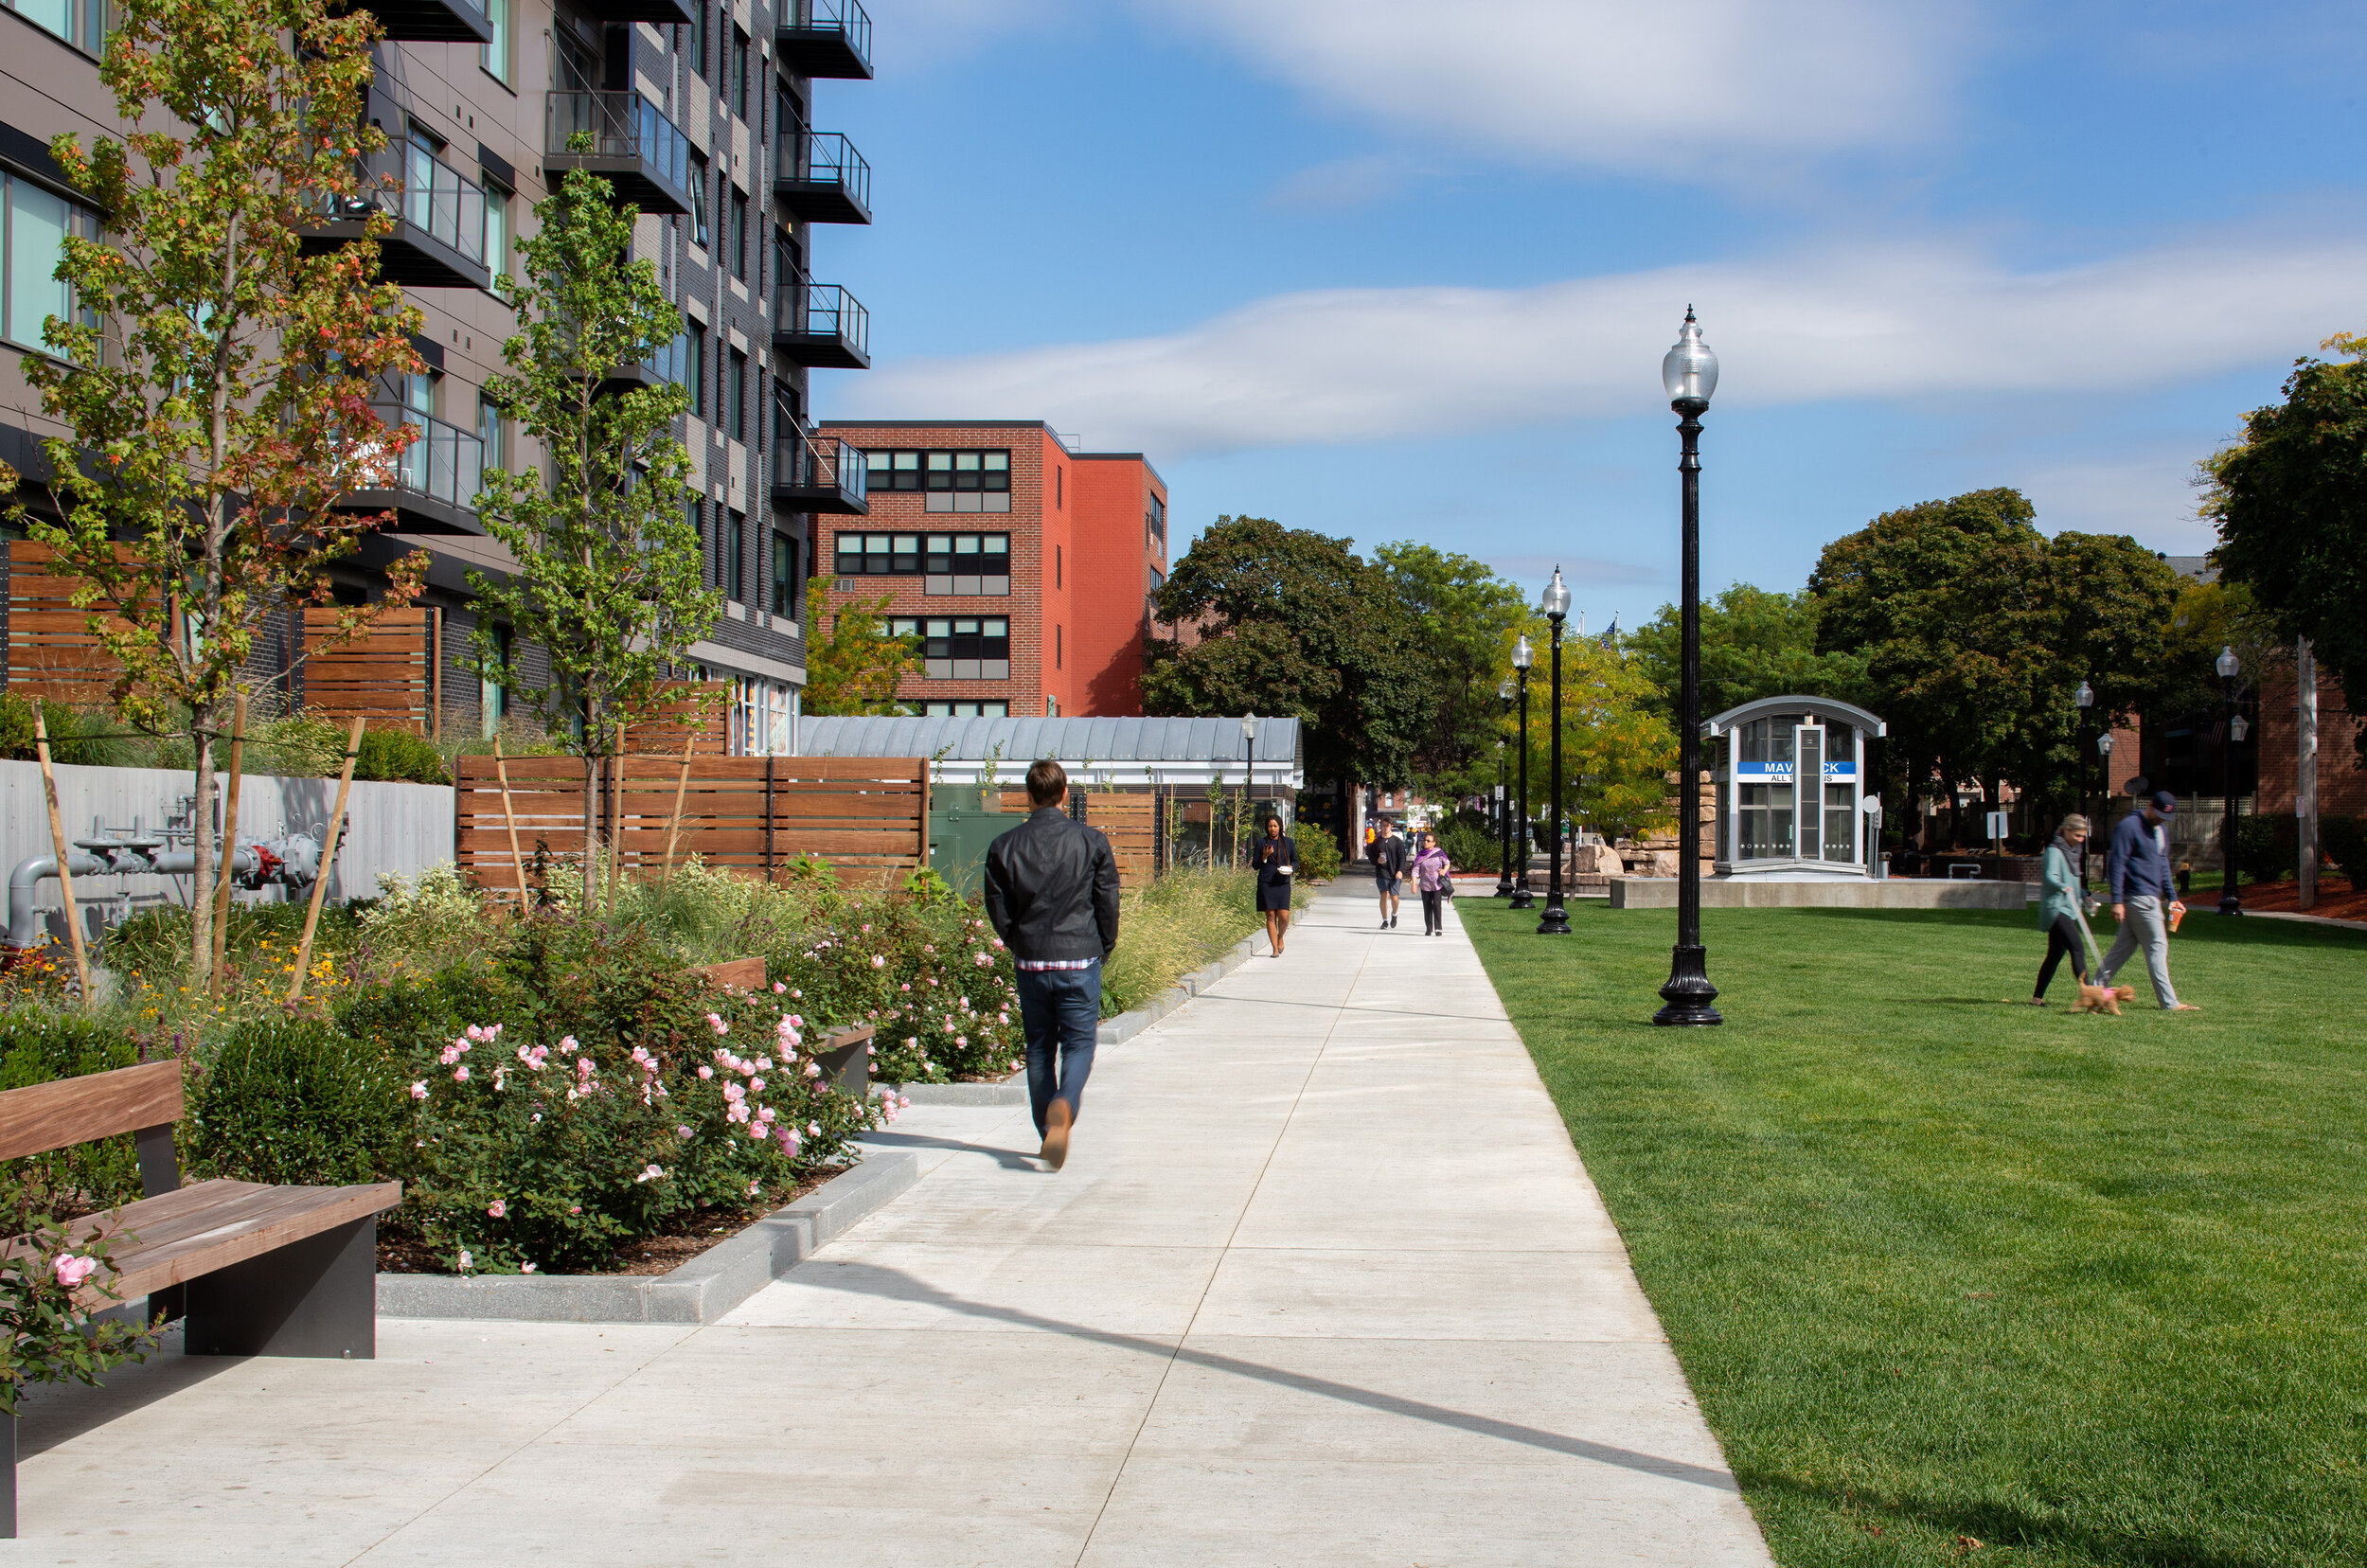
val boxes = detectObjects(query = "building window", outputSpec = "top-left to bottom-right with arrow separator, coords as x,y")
1148,492 -> 1165,543
686,324 -> 706,416
833,531 -> 1009,595
9,0 -> 106,51
1056,466 -> 1062,508
770,531 -> 797,616
477,393 -> 504,477
919,618 -> 1009,681
481,0 -> 511,81
688,497 -> 704,579
1055,544 -> 1061,590
727,349 -> 746,442
924,701 -> 1008,718
2,174 -> 94,351
481,179 -> 510,281
723,508 -> 744,600
686,152 -> 709,248
1056,624 -> 1062,668
860,449 -> 1011,513
728,188 -> 747,280
731,27 -> 749,117
480,623 -> 510,739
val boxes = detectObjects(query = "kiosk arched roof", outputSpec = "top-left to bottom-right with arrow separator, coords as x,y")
1702,695 -> 1888,738
796,715 -> 1304,788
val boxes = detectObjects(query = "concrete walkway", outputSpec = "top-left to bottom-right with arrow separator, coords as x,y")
12,879 -> 1772,1566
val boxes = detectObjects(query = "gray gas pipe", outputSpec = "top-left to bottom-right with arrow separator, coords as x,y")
4,828 -> 326,951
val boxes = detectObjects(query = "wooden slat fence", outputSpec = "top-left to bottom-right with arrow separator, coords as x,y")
5,540 -> 137,705
993,789 -> 1155,889
627,680 -> 731,757
455,754 -> 930,892
300,607 -> 439,737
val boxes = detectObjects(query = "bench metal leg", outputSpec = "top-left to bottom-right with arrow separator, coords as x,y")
3,1411 -> 14,1539
183,1217 -> 378,1361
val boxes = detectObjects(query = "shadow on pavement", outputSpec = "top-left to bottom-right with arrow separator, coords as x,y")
791,1258 -> 1742,1494
861,1130 -> 1041,1172
12,1325 -> 244,1460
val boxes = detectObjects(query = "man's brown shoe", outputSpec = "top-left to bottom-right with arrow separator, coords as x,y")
1041,1098 -> 1073,1170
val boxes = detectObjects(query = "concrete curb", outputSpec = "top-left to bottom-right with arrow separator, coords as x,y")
375,1152 -> 921,1325
894,928 -> 1270,1103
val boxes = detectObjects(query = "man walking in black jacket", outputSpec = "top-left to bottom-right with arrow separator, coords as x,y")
984,760 -> 1122,1169
1373,819 -> 1410,929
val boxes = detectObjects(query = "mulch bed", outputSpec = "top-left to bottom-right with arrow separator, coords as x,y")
2227,880 -> 2367,922
375,1165 -> 848,1277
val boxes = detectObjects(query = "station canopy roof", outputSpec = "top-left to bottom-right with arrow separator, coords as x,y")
1701,695 -> 1888,739
796,715 -> 1304,789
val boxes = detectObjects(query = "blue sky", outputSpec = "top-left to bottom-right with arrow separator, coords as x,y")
810,1 -> 2367,632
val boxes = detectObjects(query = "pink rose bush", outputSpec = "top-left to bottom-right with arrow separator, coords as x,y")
766,895 -> 1020,1085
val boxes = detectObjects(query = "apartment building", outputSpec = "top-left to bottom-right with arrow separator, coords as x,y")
813,420 -> 1167,718
0,0 -> 876,751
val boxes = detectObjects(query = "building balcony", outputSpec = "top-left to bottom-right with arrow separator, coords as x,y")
773,130 -> 871,224
337,406 -> 486,536
774,432 -> 869,515
543,92 -> 694,217
772,283 -> 869,369
775,0 -> 873,80
565,0 -> 692,22
304,142 -> 490,291
330,0 -> 493,43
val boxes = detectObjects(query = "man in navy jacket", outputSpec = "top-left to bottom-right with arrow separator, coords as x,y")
2099,790 -> 2198,1011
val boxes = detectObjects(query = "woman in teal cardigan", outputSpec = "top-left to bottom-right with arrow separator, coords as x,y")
2033,813 -> 2093,1005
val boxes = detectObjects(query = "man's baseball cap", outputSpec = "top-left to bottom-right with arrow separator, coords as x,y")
2148,790 -> 2178,813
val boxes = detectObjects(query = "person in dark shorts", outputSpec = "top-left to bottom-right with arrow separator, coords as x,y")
1373,818 -> 1409,928
983,759 -> 1121,1170
2032,813 -> 2092,1004
1251,811 -> 1297,956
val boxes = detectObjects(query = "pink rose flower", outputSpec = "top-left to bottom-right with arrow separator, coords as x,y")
410,1080 -> 429,1100
53,1254 -> 98,1289
488,1199 -> 507,1218
698,1064 -> 714,1078
454,1064 -> 471,1081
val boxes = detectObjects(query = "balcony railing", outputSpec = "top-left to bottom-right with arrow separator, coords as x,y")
346,404 -> 484,532
773,430 -> 868,515
308,141 -> 489,290
543,91 -> 694,216
772,129 -> 871,224
775,0 -> 873,80
771,282 -> 869,369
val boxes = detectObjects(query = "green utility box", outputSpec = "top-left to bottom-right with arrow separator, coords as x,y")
930,807 -> 1023,900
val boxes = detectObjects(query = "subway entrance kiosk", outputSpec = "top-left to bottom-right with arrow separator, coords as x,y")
1703,696 -> 1888,881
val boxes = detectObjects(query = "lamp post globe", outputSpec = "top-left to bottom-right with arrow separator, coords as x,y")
1495,678 -> 1518,896
1654,308 -> 1722,1025
1538,570 -> 1572,935
2216,650 -> 2245,916
1511,634 -> 1535,909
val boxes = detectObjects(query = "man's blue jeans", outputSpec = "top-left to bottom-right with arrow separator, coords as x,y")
1015,962 -> 1099,1137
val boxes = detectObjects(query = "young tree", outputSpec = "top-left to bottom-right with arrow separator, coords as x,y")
1142,516 -> 1431,809
1372,542 -> 1529,800
464,166 -> 718,911
0,0 -> 430,986
801,581 -> 921,715
1511,634 -> 1679,845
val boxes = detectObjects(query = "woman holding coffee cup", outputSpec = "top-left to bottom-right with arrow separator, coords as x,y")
1253,812 -> 1297,956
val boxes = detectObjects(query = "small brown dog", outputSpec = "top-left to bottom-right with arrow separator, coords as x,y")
2070,981 -> 2138,1016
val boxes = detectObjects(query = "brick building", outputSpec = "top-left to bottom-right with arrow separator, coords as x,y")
813,420 -> 1167,717
0,0 -> 877,750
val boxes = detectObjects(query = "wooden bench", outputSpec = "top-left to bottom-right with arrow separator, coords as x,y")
0,1059 -> 400,1537
694,961 -> 875,1096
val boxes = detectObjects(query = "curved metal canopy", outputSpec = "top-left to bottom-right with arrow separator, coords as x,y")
1701,695 -> 1888,739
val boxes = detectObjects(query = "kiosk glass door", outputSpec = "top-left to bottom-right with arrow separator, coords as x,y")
1794,726 -> 1823,859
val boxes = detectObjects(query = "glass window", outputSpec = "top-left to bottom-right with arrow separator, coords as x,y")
9,0 -> 105,50
480,623 -> 510,739
689,0 -> 707,81
920,617 -> 1010,681
481,181 -> 510,281
481,0 -> 510,82
4,176 -> 88,353
1148,492 -> 1166,543
729,188 -> 747,280
731,27 -> 749,116
685,324 -> 705,416
723,508 -> 744,600
686,152 -> 709,248
770,531 -> 797,616
727,349 -> 746,442
477,393 -> 504,474
1733,719 -> 1795,862
924,701 -> 1007,718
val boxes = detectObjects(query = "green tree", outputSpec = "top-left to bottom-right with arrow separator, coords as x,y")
0,0 -> 429,986
1142,516 -> 1430,809
1626,584 -> 1873,723
2204,330 -> 2367,760
464,166 -> 717,911
1511,634 -> 1680,844
801,581 -> 920,715
1373,542 -> 1530,799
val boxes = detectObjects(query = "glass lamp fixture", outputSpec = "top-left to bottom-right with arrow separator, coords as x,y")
2230,713 -> 2250,743
2216,645 -> 2240,680
1662,307 -> 1719,405
1239,713 -> 1257,741
1540,568 -> 1571,622
1511,634 -> 1533,670
1498,678 -> 1515,701
2074,680 -> 2093,708
2097,732 -> 2114,756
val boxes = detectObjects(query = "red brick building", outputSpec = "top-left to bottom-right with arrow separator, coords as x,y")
813,420 -> 1166,717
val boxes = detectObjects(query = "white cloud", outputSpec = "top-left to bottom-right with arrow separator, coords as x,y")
1263,154 -> 1415,211
2020,453 -> 2219,551
841,233 -> 2366,456
1136,0 -> 1963,179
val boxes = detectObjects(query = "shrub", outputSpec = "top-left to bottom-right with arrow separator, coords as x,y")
2234,813 -> 2297,885
2320,815 -> 2367,891
1294,828 -> 1342,883
353,726 -> 451,785
1100,868 -> 1265,1019
0,1012 -> 144,1211
769,895 -> 1021,1083
1438,811 -> 1497,874
185,1015 -> 411,1187
361,863 -> 501,971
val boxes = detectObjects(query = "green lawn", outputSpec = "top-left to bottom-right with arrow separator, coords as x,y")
1461,897 -> 2367,1568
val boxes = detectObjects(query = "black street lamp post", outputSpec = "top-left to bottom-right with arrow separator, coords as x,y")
1510,635 -> 1535,910
1538,570 -> 1573,935
2074,680 -> 2094,889
2216,646 -> 2247,916
1654,308 -> 1723,1025
1495,678 -> 1517,897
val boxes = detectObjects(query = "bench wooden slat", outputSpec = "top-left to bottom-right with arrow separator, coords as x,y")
0,1060 -> 182,1163
30,1178 -> 401,1307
